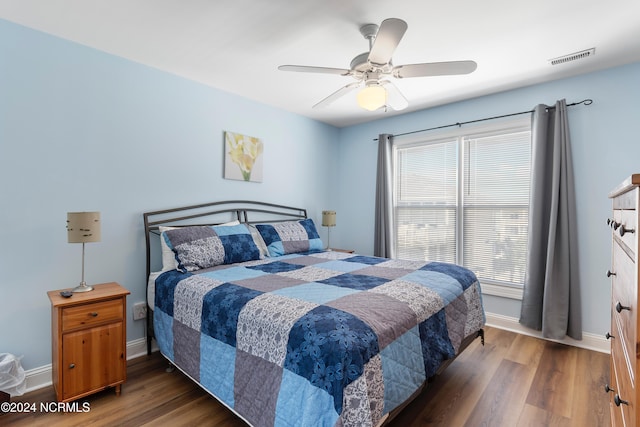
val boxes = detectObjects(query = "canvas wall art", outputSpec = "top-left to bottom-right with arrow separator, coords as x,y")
224,131 -> 264,182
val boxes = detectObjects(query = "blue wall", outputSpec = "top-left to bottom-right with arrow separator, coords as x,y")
333,61 -> 640,337
0,19 -> 339,370
2,17 -> 639,372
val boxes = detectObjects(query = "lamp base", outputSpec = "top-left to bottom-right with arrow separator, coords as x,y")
73,282 -> 94,293
324,226 -> 332,251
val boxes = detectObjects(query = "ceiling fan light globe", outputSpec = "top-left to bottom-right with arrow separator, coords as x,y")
357,85 -> 387,111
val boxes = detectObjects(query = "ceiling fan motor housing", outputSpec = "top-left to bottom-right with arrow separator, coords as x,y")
351,52 -> 372,72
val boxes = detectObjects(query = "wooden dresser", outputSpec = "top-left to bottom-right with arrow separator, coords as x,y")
48,282 -> 130,402
608,174 -> 640,426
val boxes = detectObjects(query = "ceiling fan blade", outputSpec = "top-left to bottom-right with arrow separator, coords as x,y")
313,82 -> 361,109
380,80 -> 408,111
278,65 -> 352,76
367,18 -> 408,66
393,60 -> 478,78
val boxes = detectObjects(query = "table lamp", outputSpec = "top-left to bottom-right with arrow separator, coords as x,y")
322,210 -> 336,251
67,212 -> 101,292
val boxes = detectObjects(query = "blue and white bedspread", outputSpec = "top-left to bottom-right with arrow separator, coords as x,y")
154,250 -> 485,427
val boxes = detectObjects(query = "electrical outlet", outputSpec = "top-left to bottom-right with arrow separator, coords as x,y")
133,302 -> 147,320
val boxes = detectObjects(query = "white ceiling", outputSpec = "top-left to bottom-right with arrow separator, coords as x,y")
2,0 -> 640,127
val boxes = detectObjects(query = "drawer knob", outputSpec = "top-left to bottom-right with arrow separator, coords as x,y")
616,302 -> 631,313
606,332 -> 615,340
89,312 -> 98,317
614,394 -> 629,406
605,384 -> 615,393
69,363 -> 75,369
619,225 -> 635,237
607,270 -> 616,277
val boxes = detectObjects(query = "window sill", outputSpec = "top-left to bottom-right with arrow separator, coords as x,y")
480,282 -> 523,300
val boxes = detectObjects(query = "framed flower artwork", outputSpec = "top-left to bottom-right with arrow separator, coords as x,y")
224,131 -> 264,182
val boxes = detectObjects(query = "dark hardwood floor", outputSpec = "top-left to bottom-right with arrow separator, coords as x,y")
1,327 -> 610,426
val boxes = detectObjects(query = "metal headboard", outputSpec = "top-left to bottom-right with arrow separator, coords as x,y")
142,200 -> 308,354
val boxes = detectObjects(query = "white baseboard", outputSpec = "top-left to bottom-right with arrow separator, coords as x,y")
484,312 -> 610,354
22,337 -> 157,395
22,364 -> 53,395
19,314 -> 609,395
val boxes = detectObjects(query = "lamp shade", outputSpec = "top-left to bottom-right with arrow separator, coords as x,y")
67,212 -> 101,243
322,211 -> 336,227
357,84 -> 387,111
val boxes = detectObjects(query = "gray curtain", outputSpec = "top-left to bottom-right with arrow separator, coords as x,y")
374,133 -> 395,258
519,99 -> 582,340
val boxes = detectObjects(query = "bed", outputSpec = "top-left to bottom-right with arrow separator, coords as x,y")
143,201 -> 485,427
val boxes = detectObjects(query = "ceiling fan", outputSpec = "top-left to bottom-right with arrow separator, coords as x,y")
278,18 -> 477,112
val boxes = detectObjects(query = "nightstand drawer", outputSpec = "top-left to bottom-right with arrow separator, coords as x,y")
62,298 -> 123,331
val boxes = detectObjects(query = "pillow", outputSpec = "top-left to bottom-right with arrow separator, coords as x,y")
159,226 -> 179,271
256,219 -> 323,257
158,221 -> 240,271
162,222 -> 260,272
246,224 -> 270,258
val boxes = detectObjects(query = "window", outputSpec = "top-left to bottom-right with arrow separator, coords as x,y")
393,118 -> 531,296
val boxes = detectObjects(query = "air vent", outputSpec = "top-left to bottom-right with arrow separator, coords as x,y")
549,48 -> 595,65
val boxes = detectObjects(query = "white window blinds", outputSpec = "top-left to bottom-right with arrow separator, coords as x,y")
395,139 -> 458,263
393,119 -> 531,288
462,130 -> 531,286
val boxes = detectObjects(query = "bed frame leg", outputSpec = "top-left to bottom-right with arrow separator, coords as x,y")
146,313 -> 152,355
478,329 -> 485,346
166,363 -> 175,373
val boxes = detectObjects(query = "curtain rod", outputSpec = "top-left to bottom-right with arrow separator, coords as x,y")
374,98 -> 593,141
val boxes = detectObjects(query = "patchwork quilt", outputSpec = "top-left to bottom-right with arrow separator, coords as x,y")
153,250 -> 485,427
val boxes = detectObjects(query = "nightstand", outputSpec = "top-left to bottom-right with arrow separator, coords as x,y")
47,282 -> 130,402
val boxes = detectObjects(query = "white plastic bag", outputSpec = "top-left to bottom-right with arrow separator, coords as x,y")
0,353 -> 26,396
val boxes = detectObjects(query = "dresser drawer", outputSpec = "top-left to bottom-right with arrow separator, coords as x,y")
611,339 -> 635,427
612,185 -> 638,210
61,298 -> 124,332
612,242 -> 637,382
610,315 -> 625,427
614,208 -> 638,255
610,350 -> 626,427
613,304 -> 635,385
